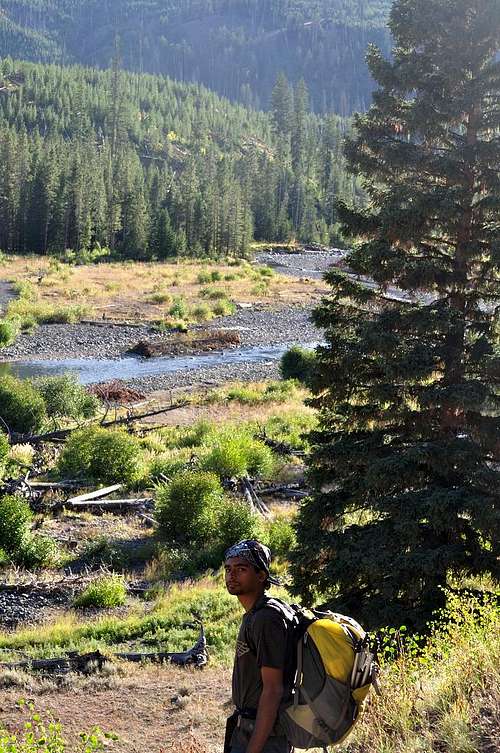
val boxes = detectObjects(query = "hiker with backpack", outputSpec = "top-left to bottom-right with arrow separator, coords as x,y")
224,539 -> 380,753
224,539 -> 294,753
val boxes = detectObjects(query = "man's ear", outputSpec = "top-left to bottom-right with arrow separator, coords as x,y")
257,570 -> 267,585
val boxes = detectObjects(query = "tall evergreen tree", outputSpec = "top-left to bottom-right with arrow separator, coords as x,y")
291,0 -> 500,629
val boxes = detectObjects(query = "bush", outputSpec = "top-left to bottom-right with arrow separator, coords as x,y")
280,346 -> 317,384
0,432 -> 10,476
35,374 -> 100,420
0,318 -> 19,348
73,575 -> 127,608
211,299 -> 236,317
0,495 -> 58,568
265,514 -> 297,557
57,427 -> 144,484
169,296 -> 189,319
147,449 -> 194,482
0,375 -> 47,434
202,435 -> 274,479
191,303 -> 213,322
217,498 -> 261,552
155,471 -> 223,545
0,495 -> 32,554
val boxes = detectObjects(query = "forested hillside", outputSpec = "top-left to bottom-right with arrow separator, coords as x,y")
0,59 -> 359,257
0,0 -> 391,115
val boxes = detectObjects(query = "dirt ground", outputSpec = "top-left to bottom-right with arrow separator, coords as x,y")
0,664 -> 231,752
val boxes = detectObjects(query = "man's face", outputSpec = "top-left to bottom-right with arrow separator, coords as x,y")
224,556 -> 266,595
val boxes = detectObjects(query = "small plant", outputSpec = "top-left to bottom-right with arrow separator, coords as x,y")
201,287 -> 227,300
0,495 -> 59,568
155,470 -> 224,546
202,435 -> 274,479
211,298 -> 236,317
34,374 -> 100,421
169,295 -> 189,319
0,701 -> 114,751
191,303 -> 213,322
0,375 -> 47,434
217,497 -> 261,552
73,575 -> 127,608
147,290 -> 172,304
264,514 -> 297,557
0,318 -> 19,348
280,345 -> 317,384
57,427 -> 144,485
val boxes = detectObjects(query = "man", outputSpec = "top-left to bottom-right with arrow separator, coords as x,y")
224,539 -> 295,753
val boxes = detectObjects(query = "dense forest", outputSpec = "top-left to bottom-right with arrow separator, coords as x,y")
0,59 -> 360,258
0,0 -> 391,115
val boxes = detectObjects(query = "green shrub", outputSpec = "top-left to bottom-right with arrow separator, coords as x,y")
155,471 -> 223,545
202,435 -> 274,479
263,412 -> 317,451
73,575 -> 127,608
0,495 -> 58,568
169,296 -> 189,319
0,318 -> 19,348
280,346 -> 317,384
34,374 -> 100,420
192,303 -> 213,322
0,375 -> 47,434
196,270 -> 212,284
217,497 -> 261,552
0,495 -> 32,554
244,440 -> 275,477
147,449 -> 195,482
265,514 -> 297,557
211,299 -> 236,317
0,432 -> 10,476
17,534 -> 60,569
57,427 -> 144,484
201,287 -> 227,300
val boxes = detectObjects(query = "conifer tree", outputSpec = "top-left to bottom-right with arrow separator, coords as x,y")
291,0 -> 500,629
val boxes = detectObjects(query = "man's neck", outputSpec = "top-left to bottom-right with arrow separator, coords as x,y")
238,590 -> 266,613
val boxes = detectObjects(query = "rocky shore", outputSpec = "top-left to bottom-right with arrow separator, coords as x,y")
0,250 -> 333,390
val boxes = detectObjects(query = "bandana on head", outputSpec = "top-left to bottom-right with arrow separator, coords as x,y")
224,539 -> 281,586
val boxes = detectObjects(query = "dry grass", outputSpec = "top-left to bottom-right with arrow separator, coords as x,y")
0,256 -> 325,324
340,591 -> 499,753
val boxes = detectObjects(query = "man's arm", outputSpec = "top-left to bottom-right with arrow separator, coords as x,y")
246,666 -> 284,753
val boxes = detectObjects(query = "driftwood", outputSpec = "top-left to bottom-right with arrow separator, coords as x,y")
241,477 -> 270,516
68,498 -> 153,510
259,485 -> 309,499
257,432 -> 306,458
10,401 -> 189,445
67,484 -> 122,505
0,626 -> 208,673
0,650 -> 106,674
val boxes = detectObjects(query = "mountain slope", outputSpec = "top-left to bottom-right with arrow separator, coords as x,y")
0,0 -> 391,114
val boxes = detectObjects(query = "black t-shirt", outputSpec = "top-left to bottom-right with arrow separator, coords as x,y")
232,595 -> 295,712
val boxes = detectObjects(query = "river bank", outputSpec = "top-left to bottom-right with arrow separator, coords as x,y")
0,250 -> 333,389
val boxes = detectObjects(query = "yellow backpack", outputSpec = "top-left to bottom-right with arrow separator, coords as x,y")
255,600 -> 381,750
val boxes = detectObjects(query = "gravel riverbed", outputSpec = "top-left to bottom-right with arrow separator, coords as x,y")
0,251 -> 332,390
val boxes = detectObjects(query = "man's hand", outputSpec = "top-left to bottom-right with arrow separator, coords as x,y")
246,666 -> 284,753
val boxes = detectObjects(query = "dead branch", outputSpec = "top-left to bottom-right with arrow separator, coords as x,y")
0,626 -> 208,673
10,401 -> 189,445
67,484 -> 122,504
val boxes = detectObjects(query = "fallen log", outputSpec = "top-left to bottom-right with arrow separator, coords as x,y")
68,498 -> 152,510
10,401 -> 189,445
0,627 -> 208,673
0,650 -> 106,673
259,485 -> 309,499
241,477 -> 270,516
257,433 -> 306,457
67,484 -> 122,505
115,625 -> 208,667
